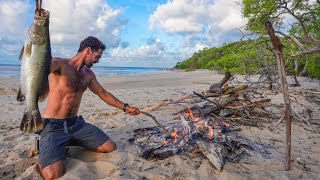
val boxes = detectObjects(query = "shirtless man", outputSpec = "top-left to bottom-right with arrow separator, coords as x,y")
34,36 -> 140,179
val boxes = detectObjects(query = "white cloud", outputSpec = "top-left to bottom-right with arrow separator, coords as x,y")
42,0 -> 127,50
0,0 -> 128,58
109,41 -> 165,58
149,0 -> 246,49
0,0 -> 32,40
149,0 -> 209,33
0,41 -> 22,56
105,40 -> 173,67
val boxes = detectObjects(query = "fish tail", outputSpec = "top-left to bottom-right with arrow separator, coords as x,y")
20,110 -> 44,133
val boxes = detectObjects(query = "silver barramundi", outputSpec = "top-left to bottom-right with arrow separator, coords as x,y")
17,6 -> 51,133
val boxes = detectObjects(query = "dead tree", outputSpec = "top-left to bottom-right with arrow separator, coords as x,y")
265,20 -> 293,171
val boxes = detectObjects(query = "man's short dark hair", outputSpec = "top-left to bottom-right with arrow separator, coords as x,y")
78,36 -> 106,52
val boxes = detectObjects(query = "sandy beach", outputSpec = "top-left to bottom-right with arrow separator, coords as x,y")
0,70 -> 319,179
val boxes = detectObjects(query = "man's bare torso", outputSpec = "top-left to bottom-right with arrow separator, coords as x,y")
42,58 -> 93,119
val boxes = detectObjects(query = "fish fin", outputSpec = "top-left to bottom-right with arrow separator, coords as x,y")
19,46 -> 24,61
17,87 -> 25,102
25,43 -> 32,58
20,111 -> 44,133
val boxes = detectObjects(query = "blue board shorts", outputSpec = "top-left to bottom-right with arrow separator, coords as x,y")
39,115 -> 110,169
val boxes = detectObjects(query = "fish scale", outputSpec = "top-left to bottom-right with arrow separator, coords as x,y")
17,8 -> 51,133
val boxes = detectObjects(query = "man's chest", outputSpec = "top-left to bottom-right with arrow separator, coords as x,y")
62,70 -> 90,92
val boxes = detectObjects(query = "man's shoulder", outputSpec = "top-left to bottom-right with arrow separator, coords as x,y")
83,65 -> 95,76
51,57 -> 65,63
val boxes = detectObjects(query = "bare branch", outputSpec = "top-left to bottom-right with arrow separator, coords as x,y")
299,38 -> 320,45
292,46 -> 320,56
278,0 -> 310,38
275,31 -> 305,49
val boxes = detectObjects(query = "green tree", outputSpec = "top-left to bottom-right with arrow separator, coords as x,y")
241,0 -> 320,75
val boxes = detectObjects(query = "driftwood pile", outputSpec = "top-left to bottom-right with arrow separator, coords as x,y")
129,72 -> 273,171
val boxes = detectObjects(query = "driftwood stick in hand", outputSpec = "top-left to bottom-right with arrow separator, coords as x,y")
140,111 -> 169,133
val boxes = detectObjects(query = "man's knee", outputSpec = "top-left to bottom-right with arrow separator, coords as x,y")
40,160 -> 65,180
97,139 -> 117,153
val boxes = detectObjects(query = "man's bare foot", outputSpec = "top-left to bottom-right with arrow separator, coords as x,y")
29,147 -> 39,158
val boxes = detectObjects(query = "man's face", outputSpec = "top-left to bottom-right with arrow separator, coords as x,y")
85,48 -> 103,68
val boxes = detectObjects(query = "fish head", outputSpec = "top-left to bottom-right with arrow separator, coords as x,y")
29,9 -> 50,45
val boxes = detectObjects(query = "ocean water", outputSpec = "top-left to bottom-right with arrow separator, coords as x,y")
0,64 -> 168,77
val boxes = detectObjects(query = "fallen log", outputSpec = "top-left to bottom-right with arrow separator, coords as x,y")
208,71 -> 232,93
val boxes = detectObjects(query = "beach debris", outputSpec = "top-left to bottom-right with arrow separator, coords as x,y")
129,108 -> 271,171
129,72 -> 276,171
17,0 -> 51,133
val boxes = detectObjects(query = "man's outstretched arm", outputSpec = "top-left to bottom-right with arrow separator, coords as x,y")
88,73 -> 140,115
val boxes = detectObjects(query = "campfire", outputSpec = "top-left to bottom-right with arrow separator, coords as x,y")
129,72 -> 273,171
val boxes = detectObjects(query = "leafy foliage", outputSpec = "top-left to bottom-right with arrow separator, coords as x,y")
174,39 -> 320,78
175,1 -> 320,79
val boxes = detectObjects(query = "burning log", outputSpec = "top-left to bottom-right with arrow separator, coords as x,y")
196,140 -> 226,171
128,70 -> 275,171
129,107 -> 271,171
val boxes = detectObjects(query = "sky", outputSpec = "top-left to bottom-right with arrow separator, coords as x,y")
0,0 -> 247,68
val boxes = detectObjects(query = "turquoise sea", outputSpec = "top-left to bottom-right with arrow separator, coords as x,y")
0,64 -> 169,77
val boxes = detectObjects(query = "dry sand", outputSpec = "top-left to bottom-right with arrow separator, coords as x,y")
0,70 -> 319,179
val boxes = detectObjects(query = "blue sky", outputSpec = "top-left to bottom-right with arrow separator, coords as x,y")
0,0 -> 247,68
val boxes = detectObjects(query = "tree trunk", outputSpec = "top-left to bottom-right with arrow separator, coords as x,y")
294,59 -> 299,73
265,20 -> 293,171
300,59 -> 308,76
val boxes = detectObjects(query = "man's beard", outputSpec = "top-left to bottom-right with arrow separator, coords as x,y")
86,63 -> 93,68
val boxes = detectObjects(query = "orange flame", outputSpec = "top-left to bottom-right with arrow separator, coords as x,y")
208,126 -> 214,140
188,107 -> 194,119
170,132 -> 179,143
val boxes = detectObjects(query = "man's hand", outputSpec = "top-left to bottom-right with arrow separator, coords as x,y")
125,106 -> 140,115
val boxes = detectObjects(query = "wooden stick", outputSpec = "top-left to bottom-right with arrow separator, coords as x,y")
265,20 -> 293,171
141,94 -> 194,113
140,111 -> 169,133
193,91 -> 223,108
291,107 -> 311,126
225,99 -> 271,109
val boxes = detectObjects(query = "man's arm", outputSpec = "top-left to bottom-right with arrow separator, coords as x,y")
88,73 -> 140,115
